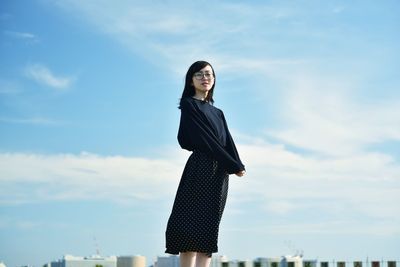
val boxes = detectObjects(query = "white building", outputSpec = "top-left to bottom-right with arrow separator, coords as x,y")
220,259 -> 253,267
303,259 -> 317,267
211,255 -> 229,267
154,256 -> 179,267
51,255 -> 117,267
254,255 -> 311,267
117,256 -> 146,267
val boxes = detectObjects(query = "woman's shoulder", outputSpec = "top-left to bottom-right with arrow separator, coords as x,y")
180,97 -> 222,113
180,96 -> 210,107
179,97 -> 196,109
209,102 -> 223,113
180,96 -> 195,104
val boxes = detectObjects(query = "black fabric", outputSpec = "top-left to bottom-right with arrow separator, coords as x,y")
165,150 -> 229,256
177,97 -> 245,174
165,97 -> 245,256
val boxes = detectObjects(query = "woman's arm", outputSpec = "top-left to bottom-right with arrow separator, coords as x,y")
178,98 -> 244,174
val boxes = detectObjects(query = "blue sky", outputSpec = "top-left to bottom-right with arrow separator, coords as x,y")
1,0 -> 400,266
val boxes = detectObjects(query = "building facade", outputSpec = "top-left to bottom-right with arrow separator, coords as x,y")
154,256 -> 179,267
50,255 -> 117,267
117,256 -> 146,267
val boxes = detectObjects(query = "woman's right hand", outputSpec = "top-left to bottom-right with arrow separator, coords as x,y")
235,170 -> 245,177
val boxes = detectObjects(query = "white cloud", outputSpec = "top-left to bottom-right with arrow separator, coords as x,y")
0,151 -> 186,204
48,0 -> 399,85
49,1 -> 301,77
266,74 -> 400,156
16,0 -> 399,238
0,116 -> 61,125
228,219 -> 399,236
4,30 -> 40,43
41,0 -> 400,156
0,79 -> 21,94
1,141 -> 399,235
223,140 -> 400,236
24,63 -> 74,89
0,13 -> 12,20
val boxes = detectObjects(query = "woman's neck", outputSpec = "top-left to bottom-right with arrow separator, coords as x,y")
193,92 -> 208,101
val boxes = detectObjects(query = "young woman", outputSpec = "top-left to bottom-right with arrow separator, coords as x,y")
165,61 -> 245,267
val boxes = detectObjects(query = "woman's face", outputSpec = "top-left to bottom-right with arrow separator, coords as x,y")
191,65 -> 215,95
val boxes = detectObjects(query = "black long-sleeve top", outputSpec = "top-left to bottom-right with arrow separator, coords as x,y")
178,97 -> 245,174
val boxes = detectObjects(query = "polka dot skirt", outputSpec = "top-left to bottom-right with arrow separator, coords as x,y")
165,150 -> 229,257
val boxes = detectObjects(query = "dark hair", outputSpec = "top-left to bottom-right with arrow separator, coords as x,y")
179,60 -> 216,108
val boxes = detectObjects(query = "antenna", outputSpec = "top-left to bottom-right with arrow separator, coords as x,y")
93,236 -> 101,256
284,240 -> 297,255
284,240 -> 304,257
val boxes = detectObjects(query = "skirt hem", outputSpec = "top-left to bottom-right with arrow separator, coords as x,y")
165,248 -> 214,258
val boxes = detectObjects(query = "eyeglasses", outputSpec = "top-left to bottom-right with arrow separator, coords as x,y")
193,72 -> 214,80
